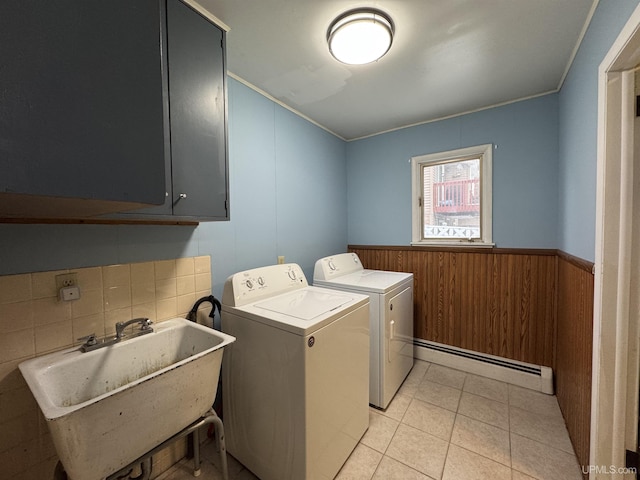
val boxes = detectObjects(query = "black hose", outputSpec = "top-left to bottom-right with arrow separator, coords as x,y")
185,295 -> 223,458
186,295 -> 221,325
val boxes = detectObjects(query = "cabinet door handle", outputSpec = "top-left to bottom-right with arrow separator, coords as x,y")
172,193 -> 187,206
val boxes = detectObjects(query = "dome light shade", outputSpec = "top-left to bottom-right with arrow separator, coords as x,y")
327,9 -> 394,65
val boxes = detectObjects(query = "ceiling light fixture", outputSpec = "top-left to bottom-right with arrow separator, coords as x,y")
327,8 -> 394,65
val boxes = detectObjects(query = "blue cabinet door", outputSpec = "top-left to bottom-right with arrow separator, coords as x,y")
0,0 -> 167,215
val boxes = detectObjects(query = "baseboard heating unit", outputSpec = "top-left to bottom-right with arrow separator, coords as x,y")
413,339 -> 554,394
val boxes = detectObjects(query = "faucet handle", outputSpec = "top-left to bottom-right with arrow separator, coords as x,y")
78,333 -> 98,346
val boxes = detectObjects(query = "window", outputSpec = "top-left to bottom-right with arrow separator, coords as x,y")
411,144 -> 493,246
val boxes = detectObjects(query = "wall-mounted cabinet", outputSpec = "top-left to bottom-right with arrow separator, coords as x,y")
0,0 -> 229,223
0,1 -> 167,218
115,0 -> 229,222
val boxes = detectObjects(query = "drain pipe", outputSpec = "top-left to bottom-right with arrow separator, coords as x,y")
126,458 -> 152,480
53,458 -> 151,480
53,461 -> 67,480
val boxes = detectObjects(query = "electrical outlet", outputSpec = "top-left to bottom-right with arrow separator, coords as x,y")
277,256 -> 285,265
55,273 -> 78,291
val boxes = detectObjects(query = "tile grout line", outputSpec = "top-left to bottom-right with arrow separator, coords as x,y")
377,361 -> 443,480
439,367 -> 467,480
453,373 -> 515,478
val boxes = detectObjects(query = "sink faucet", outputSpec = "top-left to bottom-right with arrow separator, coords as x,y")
115,317 -> 153,340
78,318 -> 154,352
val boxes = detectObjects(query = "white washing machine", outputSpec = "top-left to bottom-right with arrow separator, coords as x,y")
314,253 -> 414,409
221,263 -> 370,480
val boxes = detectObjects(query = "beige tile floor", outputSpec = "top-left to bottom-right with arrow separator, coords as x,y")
157,360 -> 583,480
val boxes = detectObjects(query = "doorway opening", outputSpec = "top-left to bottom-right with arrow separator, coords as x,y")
592,5 -> 640,476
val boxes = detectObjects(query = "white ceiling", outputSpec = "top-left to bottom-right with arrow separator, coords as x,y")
195,0 -> 597,141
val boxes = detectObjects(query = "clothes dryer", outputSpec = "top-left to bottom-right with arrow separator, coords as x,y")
221,263 -> 370,480
314,252 -> 414,409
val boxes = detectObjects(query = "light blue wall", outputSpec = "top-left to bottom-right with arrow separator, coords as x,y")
558,0 -> 640,262
206,80 -> 348,294
346,94 -> 560,249
0,78 -> 348,298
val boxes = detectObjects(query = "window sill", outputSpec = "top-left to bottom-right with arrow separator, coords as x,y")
410,241 -> 495,248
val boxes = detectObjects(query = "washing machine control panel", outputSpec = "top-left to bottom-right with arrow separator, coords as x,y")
222,263 -> 308,307
313,253 -> 363,281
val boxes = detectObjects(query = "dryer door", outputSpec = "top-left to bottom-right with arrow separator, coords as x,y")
387,286 -> 414,363
382,285 -> 415,407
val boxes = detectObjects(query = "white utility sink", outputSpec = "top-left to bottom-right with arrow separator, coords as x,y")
19,318 -> 235,480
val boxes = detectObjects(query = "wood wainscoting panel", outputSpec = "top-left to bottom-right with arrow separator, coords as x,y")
349,246 -> 557,367
556,252 -> 594,474
349,245 -> 594,476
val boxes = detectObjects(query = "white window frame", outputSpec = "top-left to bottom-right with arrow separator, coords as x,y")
411,144 -> 493,247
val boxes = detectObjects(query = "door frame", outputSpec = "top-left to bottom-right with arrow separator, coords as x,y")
593,4 -> 640,477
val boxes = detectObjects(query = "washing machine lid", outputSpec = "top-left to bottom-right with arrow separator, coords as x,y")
255,289 -> 353,320
315,269 -> 413,294
225,286 -> 369,335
